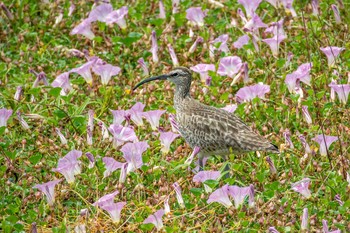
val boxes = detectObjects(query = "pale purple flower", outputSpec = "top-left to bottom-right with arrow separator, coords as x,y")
280,0 -> 297,17
244,14 -> 267,32
268,227 -> 280,233
320,47 -> 345,67
164,197 -> 170,214
143,110 -> 166,131
93,190 -> 119,207
301,106 -> 312,124
143,209 -> 165,231
105,6 -> 128,29
92,63 -> 121,85
150,31 -> 158,63
52,72 -> 72,95
184,146 -> 200,165
68,2 -> 75,16
222,104 -> 237,113
207,184 -> 232,208
88,3 -> 113,22
262,35 -> 287,56
108,124 -> 138,147
159,1 -> 166,19
266,156 -> 277,175
111,109 -> 126,125
55,128 -> 67,145
119,162 -> 127,183
312,135 -> 338,156
334,194 -> 343,206
238,0 -> 262,18
211,34 -> 230,53
103,157 -> 124,178
265,0 -> 278,8
159,131 -> 180,154
186,7 -> 207,27
87,110 -> 94,145
329,84 -> 350,104
235,83 -> 270,103
172,0 -> 179,14
331,5 -> 341,24
265,19 -> 285,37
87,125 -> 93,145
190,64 -> 215,82
217,56 -> 243,78
16,111 -> 29,130
138,58 -> 149,76
172,182 -> 185,208
330,79 -> 337,101
121,141 -> 149,173
252,34 -> 259,52
71,59 -> 97,85
228,185 -> 253,208
322,219 -> 341,233
237,8 -> 248,23
311,0 -> 319,16
233,35 -> 250,49
301,208 -> 308,230
168,44 -> 179,66
52,150 -> 82,183
70,18 -> 95,40
285,63 -> 312,93
33,179 -> 62,206
283,129 -> 294,149
298,134 -> 312,154
193,171 -> 221,193
100,202 -> 126,223
291,178 -> 311,198
30,70 -> 49,87
85,152 -> 95,168
189,36 -> 203,53
14,86 -> 22,101
128,102 -> 145,126
98,121 -> 110,140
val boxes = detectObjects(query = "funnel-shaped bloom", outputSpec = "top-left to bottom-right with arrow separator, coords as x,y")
168,44 -> 179,66
244,14 -> 267,32
138,58 -> 149,76
92,63 -> 121,85
301,208 -> 308,230
211,34 -> 229,53
193,171 -> 220,193
328,84 -> 350,104
189,36 -> 204,53
85,152 -> 95,168
0,108 -> 12,127
190,64 -> 215,82
265,19 -> 285,37
283,129 -> 294,149
30,70 -> 49,87
103,157 -> 124,178
186,7 -> 207,26
285,63 -> 312,93
233,35 -> 250,49
111,109 -> 126,125
143,209 -> 165,231
143,110 -> 166,131
159,131 -> 180,154
108,124 -> 138,147
228,185 -> 254,208
121,141 -> 149,173
16,111 -> 29,130
222,104 -> 237,113
128,102 -> 145,126
298,134 -> 312,154
105,6 -> 128,29
301,106 -> 312,124
322,219 -> 341,233
291,178 -> 311,198
159,1 -> 166,19
266,156 -> 277,175
150,31 -> 158,63
55,128 -> 67,145
101,202 -> 126,223
88,3 -> 113,22
311,0 -> 319,16
236,83 -> 270,103
71,18 -> 95,40
52,72 -> 72,96
320,47 -> 345,67
238,0 -> 262,18
312,135 -> 338,156
217,56 -> 243,78
207,184 -> 232,208
71,59 -> 97,85
52,150 -> 82,183
281,0 -> 297,17
172,182 -> 185,208
331,4 -> 341,24
93,190 -> 119,207
33,179 -> 62,206
262,35 -> 286,56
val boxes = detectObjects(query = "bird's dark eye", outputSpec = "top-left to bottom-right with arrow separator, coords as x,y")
171,72 -> 178,77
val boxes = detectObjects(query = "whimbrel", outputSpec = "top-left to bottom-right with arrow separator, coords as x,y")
133,67 -> 279,170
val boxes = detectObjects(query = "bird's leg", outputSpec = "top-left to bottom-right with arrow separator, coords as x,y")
198,152 -> 204,171
223,155 -> 230,178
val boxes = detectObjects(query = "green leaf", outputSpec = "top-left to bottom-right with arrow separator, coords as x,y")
190,188 -> 203,196
49,87 -> 62,97
29,154 -> 42,164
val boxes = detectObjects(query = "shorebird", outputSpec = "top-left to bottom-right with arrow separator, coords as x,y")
133,67 -> 279,171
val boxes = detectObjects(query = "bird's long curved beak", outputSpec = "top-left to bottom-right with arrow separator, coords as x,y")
133,74 -> 168,91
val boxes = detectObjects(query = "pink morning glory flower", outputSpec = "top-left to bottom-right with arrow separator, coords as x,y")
207,184 -> 232,208
68,2 -> 75,16
311,0 -> 319,16
55,128 -> 67,145
266,156 -> 277,175
189,36 -> 204,53
143,110 -> 166,131
221,104 -> 237,113
150,31 -> 158,63
70,18 -> 95,40
111,109 -> 126,125
237,0 -> 262,18
16,111 -> 29,130
235,83 -> 270,103
33,179 -> 62,206
186,7 -> 207,27
211,34 -> 230,53
159,131 -> 180,154
285,63 -> 312,93
88,3 -> 113,23
331,4 -> 341,24
217,56 -> 243,78
30,70 -> 49,87
244,14 -> 267,32
193,171 -> 221,193
291,178 -> 311,198
143,209 -> 165,231
92,63 -> 121,85
322,219 -> 341,233
102,157 -> 124,178
159,1 -> 166,19
184,146 -> 201,165
280,0 -> 297,17
108,124 -> 138,147
262,34 -> 287,56
85,152 -> 95,168
328,84 -> 350,104
14,86 -> 22,101
138,58 -> 149,76
190,64 -> 215,83
233,35 -> 250,49
302,106 -> 312,124
121,141 -> 149,173
301,208 -> 308,230
298,134 -> 312,154
172,182 -> 185,208
105,6 -> 128,29
52,150 -> 82,183
101,202 -> 126,223
228,185 -> 254,208
70,59 -> 98,85
128,102 -> 145,126
265,19 -> 285,37
93,190 -> 119,207
320,46 -> 345,67
0,108 -> 12,127
168,44 -> 179,66
52,72 -> 72,95
312,135 -> 338,156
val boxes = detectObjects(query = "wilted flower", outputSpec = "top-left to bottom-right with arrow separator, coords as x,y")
280,0 -> 297,17
262,34 -> 287,56
190,64 -> 215,83
328,84 -> 350,104
311,0 -> 319,15
301,106 -> 312,124
74,224 -> 86,233
98,121 -> 110,140
68,2 -> 75,16
0,2 -> 14,20
164,197 -> 170,214
228,185 -> 254,208
193,171 -> 221,193
266,156 -> 277,175
172,0 -> 179,14
121,141 -> 149,173
186,7 -> 207,26
103,157 -> 124,178
189,36 -> 204,53
88,3 -> 113,22
320,46 -> 345,67
211,34 -> 230,53
93,190 -> 119,207
268,227 -> 280,233
55,128 -> 67,145
87,125 -> 93,145
312,135 -> 338,156
150,31 -> 158,63
119,162 -> 127,183
138,58 -> 149,76
143,110 -> 166,130
14,86 -> 23,101
233,35 -> 250,49
71,59 -> 97,85
158,1 -> 166,19
235,83 -> 270,103
283,129 -> 294,149
85,152 -> 95,168
168,44 -> 179,66
30,70 -> 49,87
108,124 -> 138,147
237,0 -> 262,18
291,178 -> 311,198
105,6 -> 129,29
100,202 -> 126,223
92,63 -> 121,85
16,111 -> 29,130
322,219 -> 341,233
52,150 -> 82,183
184,146 -> 200,165
222,104 -> 237,113
70,18 -> 95,40
298,134 -> 312,154
159,131 -> 180,154
301,208 -> 308,230
285,63 -> 312,93
0,108 -> 12,127
33,179 -> 62,206
207,184 -> 232,208
334,194 -> 343,206
331,4 -> 341,24
172,182 -> 185,208
217,56 -> 243,78
52,72 -> 72,95
143,209 -> 165,231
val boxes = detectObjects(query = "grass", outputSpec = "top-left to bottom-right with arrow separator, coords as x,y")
0,0 -> 349,232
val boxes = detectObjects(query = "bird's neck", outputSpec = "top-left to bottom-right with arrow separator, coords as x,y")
174,84 -> 191,108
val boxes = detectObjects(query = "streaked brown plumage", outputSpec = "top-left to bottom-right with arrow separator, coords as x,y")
133,67 -> 279,169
